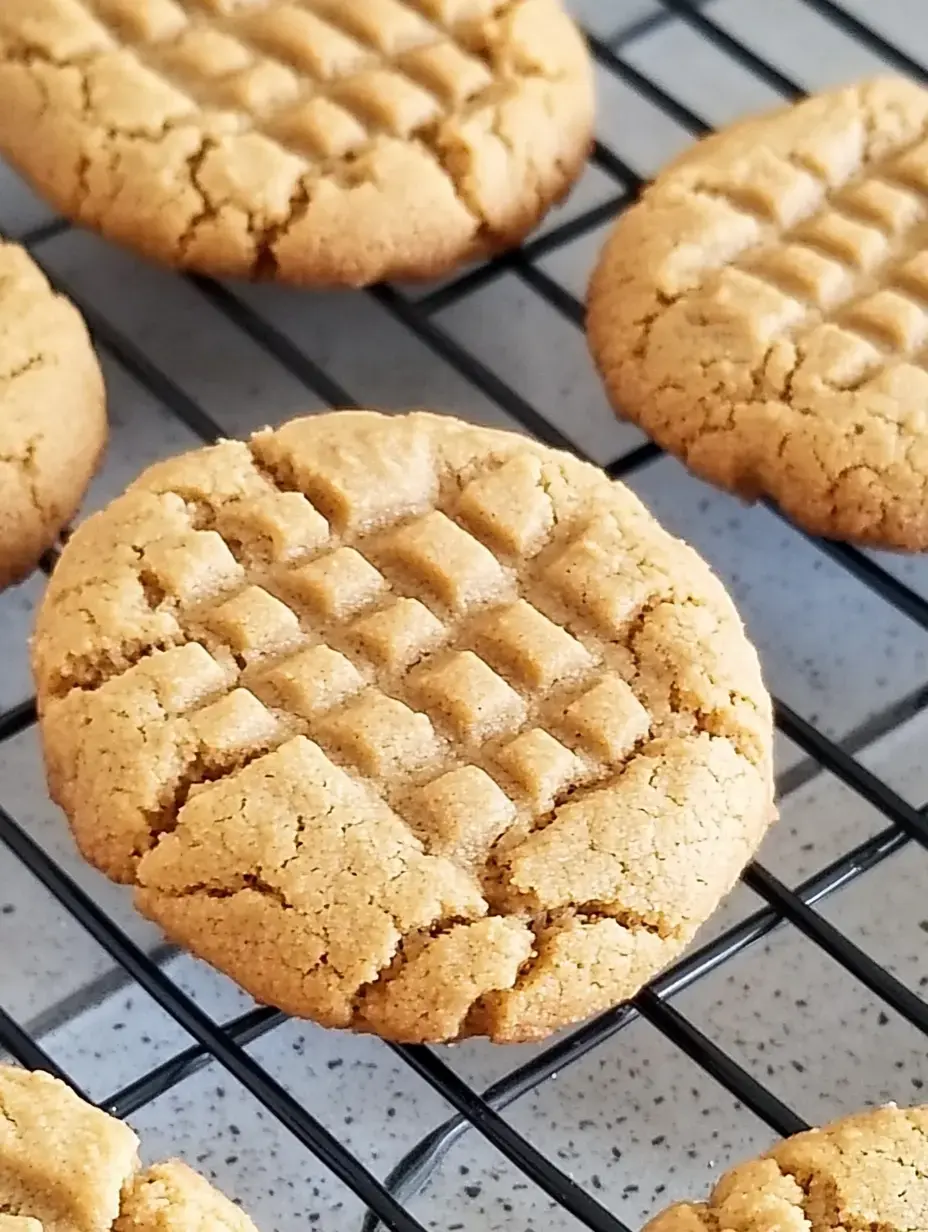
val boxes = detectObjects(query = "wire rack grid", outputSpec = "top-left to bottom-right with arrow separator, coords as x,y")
2,2 -> 928,1230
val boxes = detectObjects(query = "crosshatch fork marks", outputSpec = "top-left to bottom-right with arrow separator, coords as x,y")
31,411 -> 772,1044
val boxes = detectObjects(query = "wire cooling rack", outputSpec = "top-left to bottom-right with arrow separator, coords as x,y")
3,2 -> 928,1230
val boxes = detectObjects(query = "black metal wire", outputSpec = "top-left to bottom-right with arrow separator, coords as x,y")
799,0 -> 928,82
744,862 -> 928,1033
773,699 -> 928,848
781,533 -> 928,634
4,7 -> 928,1232
605,441 -> 663,479
49,276 -> 229,445
394,1046 -> 635,1232
0,1005 -> 86,1091
0,698 -> 36,743
610,4 -> 695,51
650,0 -> 803,98
190,277 -> 357,410
419,188 -> 629,315
635,991 -> 810,1137
106,1007 -> 284,1119
589,34 -> 711,135
371,284 -> 585,454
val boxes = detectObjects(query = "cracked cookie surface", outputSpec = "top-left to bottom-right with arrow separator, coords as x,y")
645,1102 -> 928,1232
32,409 -> 774,1043
0,0 -> 593,286
0,1066 -> 258,1232
0,238 -> 105,590
588,76 -> 928,549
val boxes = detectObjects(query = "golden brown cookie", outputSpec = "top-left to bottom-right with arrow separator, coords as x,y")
0,238 -> 105,589
0,0 -> 593,287
645,1102 -> 928,1232
0,1066 -> 259,1232
588,76 -> 928,549
32,410 -> 774,1044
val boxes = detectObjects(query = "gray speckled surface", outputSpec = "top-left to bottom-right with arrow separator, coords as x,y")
2,3 -> 927,1231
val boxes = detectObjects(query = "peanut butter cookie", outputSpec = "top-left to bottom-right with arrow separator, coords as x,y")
645,1102 -> 928,1232
0,0 -> 593,286
589,77 -> 928,549
33,410 -> 774,1043
0,238 -> 105,590
0,1066 -> 258,1232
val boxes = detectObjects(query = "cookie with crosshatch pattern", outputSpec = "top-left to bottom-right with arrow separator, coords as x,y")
32,410 -> 774,1043
644,1102 -> 928,1232
0,1065 -> 260,1232
0,0 -> 593,286
588,76 -> 928,549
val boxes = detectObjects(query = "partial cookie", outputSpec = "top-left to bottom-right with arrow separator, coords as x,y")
0,1066 -> 137,1232
588,76 -> 928,549
0,1066 -> 260,1232
0,1 -> 593,287
116,1163 -> 256,1232
33,410 -> 774,1044
0,238 -> 105,589
645,1102 -> 928,1231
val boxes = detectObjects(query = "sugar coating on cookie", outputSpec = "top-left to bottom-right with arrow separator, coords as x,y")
645,1103 -> 928,1231
0,1066 -> 259,1232
0,1 -> 593,286
33,410 -> 774,1044
0,238 -> 105,589
588,76 -> 928,549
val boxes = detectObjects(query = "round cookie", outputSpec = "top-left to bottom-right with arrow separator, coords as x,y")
0,238 -> 105,589
33,410 -> 774,1044
0,1066 -> 259,1232
588,76 -> 928,549
645,1102 -> 928,1231
0,0 -> 594,286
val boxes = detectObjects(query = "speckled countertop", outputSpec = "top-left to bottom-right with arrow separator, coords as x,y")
2,2 -> 928,1230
